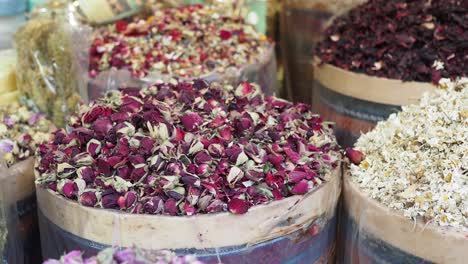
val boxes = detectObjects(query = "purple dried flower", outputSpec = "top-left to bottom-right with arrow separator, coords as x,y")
0,139 -> 14,153
80,192 -> 98,207
346,148 -> 365,165
291,180 -> 309,195
180,112 -> 203,132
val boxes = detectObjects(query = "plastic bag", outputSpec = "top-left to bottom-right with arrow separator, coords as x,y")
37,166 -> 341,264
280,0 -> 365,103
14,3 -> 92,127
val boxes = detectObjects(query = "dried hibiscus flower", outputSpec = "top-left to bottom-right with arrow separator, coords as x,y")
315,0 -> 467,84
89,4 -> 272,80
36,80 -> 341,215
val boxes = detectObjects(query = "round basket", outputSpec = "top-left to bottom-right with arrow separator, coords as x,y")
0,158 -> 42,264
37,166 -> 341,264
341,175 -> 468,264
312,62 -> 435,147
87,46 -> 277,102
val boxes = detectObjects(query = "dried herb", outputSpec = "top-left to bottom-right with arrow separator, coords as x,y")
316,0 -> 467,83
14,17 -> 84,127
0,103 -> 53,167
349,78 -> 467,229
89,4 -> 272,80
36,80 -> 340,215
43,248 -> 204,264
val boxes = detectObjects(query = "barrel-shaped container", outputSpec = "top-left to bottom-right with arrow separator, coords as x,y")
280,0 -> 364,103
37,167 -> 341,264
87,45 -> 277,102
341,175 -> 468,264
312,62 -> 435,147
0,158 -> 42,264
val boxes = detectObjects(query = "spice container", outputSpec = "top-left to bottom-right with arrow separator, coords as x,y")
36,80 -> 341,263
43,248 -> 204,264
88,4 -> 277,100
313,0 -> 466,147
342,78 -> 468,263
0,103 -> 54,263
280,0 -> 364,103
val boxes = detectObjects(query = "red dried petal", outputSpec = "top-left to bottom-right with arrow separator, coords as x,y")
291,180 -> 309,195
219,30 -> 232,40
228,198 -> 249,214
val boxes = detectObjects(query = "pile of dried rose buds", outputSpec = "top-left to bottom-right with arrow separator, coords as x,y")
36,80 -> 341,215
0,103 -> 53,167
43,248 -> 204,264
316,0 -> 467,84
348,78 -> 467,230
89,4 -> 272,79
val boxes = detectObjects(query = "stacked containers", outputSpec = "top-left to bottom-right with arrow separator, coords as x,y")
313,0 -> 467,146
280,0 -> 364,103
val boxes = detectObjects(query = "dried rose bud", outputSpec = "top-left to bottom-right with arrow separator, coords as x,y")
346,148 -> 365,165
36,80 -> 341,216
80,192 -> 98,207
228,198 -> 249,214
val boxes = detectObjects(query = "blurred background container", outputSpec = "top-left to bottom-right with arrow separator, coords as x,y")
280,0 -> 365,104
0,0 -> 27,49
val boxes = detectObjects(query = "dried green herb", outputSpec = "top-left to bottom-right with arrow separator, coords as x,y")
14,17 -> 82,127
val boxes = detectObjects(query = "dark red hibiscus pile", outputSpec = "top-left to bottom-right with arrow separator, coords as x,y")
315,0 -> 467,84
35,80 -> 340,215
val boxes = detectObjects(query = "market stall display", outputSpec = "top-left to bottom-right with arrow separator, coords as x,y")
0,103 -> 54,263
313,0 -> 466,146
88,4 -> 277,100
36,80 -> 341,263
43,248 -> 204,264
342,78 -> 467,263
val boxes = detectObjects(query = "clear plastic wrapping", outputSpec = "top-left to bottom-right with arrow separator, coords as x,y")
37,166 -> 342,264
280,0 -> 365,103
311,63 -> 435,147
341,174 -> 468,264
14,4 -> 92,127
0,157 -> 41,264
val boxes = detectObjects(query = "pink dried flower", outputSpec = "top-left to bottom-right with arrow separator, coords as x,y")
291,180 -> 309,195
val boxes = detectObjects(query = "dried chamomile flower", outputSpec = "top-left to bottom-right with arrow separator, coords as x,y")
36,80 -> 341,216
350,77 -> 467,230
0,103 -> 54,166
